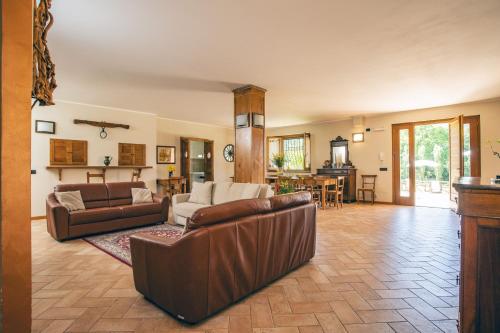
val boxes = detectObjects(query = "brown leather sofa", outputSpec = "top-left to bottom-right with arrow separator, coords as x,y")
130,191 -> 315,323
46,181 -> 169,241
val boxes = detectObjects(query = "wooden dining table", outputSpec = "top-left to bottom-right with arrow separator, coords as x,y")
311,176 -> 338,210
267,175 -> 339,210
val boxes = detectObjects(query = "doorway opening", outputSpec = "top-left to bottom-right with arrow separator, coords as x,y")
414,123 -> 450,208
180,137 -> 214,192
392,115 -> 480,208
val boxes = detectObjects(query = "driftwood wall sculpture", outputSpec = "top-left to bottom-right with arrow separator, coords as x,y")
32,0 -> 57,108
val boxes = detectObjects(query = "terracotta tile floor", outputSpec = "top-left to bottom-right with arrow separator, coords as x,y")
32,204 -> 460,333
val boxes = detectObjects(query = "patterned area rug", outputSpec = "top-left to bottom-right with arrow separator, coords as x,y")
84,223 -> 184,266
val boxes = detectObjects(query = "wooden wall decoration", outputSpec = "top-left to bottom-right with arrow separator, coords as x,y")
32,0 -> 57,108
118,143 -> 146,166
50,139 -> 88,165
73,119 -> 130,139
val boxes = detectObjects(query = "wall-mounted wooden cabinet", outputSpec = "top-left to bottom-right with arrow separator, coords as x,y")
118,143 -> 146,166
50,139 -> 88,165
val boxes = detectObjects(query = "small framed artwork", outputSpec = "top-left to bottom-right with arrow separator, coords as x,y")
156,145 -> 176,164
252,113 -> 265,128
35,120 -> 56,134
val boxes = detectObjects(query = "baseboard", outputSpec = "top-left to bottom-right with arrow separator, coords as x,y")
374,200 -> 394,205
31,215 -> 46,221
356,200 -> 393,205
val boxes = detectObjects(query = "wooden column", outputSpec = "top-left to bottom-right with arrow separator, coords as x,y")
233,85 -> 266,183
1,0 -> 33,331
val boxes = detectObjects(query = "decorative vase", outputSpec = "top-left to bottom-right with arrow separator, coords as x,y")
169,171 -> 174,177
104,156 -> 112,166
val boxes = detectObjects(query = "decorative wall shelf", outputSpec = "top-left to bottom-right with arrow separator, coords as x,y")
46,165 -> 152,181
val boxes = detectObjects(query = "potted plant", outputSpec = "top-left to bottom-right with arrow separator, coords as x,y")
272,153 -> 286,174
277,178 -> 295,194
488,139 -> 500,183
167,165 -> 175,178
489,139 -> 500,159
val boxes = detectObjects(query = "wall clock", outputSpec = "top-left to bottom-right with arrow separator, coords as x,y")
223,144 -> 234,162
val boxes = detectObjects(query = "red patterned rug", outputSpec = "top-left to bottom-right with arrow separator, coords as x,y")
84,223 -> 184,266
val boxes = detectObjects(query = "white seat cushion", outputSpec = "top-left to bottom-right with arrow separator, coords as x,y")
174,202 -> 209,218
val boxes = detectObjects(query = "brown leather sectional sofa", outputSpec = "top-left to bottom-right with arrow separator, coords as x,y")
130,191 -> 316,323
46,182 -> 169,241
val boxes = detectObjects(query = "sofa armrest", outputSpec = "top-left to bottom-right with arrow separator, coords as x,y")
46,193 -> 70,241
172,193 -> 190,206
152,193 -> 169,222
130,230 -> 209,323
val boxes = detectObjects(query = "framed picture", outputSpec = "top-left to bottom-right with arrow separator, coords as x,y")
35,120 -> 55,134
156,145 -> 176,164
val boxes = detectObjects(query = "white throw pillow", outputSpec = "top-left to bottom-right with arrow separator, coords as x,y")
55,191 -> 86,212
228,183 -> 261,201
188,181 -> 213,205
131,188 -> 153,204
212,182 -> 233,205
240,183 -> 261,199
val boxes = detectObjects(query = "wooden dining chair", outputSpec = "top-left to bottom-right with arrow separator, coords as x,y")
313,176 -> 330,208
131,169 -> 142,182
358,175 -> 377,204
302,176 -> 321,206
327,176 -> 344,209
87,171 -> 105,183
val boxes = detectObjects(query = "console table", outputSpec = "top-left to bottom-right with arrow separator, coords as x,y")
316,168 -> 357,202
453,177 -> 500,332
157,177 -> 186,197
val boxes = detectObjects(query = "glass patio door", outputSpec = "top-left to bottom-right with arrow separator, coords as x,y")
393,115 -> 465,207
392,123 -> 415,205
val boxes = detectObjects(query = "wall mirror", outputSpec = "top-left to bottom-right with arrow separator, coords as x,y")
330,136 -> 349,167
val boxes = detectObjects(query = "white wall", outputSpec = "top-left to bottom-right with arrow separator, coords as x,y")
31,102 -> 158,216
156,118 -> 234,182
267,99 -> 500,203
31,102 -> 235,217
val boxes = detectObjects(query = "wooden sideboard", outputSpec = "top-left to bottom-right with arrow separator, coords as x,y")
453,177 -> 500,333
316,168 -> 357,202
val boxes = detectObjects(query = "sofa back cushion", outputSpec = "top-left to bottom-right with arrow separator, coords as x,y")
188,181 -> 213,205
107,181 -> 146,207
211,182 -> 232,205
55,183 -> 109,209
186,198 -> 271,232
269,191 -> 312,211
212,182 -> 262,205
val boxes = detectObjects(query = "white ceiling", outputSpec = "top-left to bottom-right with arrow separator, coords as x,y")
50,0 -> 500,127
